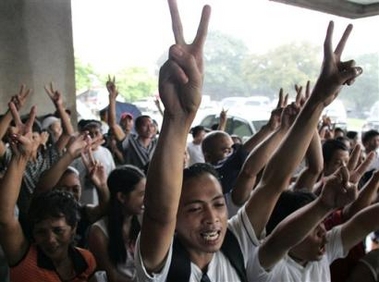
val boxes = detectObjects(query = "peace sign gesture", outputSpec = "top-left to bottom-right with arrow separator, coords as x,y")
8,102 -> 36,160
313,21 -> 362,107
44,82 -> 63,107
159,0 -> 211,119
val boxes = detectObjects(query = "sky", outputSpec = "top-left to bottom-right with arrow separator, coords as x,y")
71,0 -> 379,74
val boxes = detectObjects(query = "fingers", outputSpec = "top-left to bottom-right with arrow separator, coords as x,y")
323,21 -> 334,63
8,102 -> 22,126
347,144 -> 360,171
336,165 -> 350,187
24,106 -> 37,133
276,88 -> 284,108
193,5 -> 211,49
168,0 -> 185,45
305,81 -> 311,99
334,24 -> 353,59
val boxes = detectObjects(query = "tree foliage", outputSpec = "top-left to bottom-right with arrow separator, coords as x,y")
341,52 -> 379,113
100,67 -> 157,102
242,42 -> 320,99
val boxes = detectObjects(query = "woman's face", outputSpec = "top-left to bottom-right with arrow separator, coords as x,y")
33,216 -> 76,262
120,178 -> 146,215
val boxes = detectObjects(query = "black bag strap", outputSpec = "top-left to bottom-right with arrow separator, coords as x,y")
221,229 -> 247,282
167,229 -> 246,282
167,235 -> 191,282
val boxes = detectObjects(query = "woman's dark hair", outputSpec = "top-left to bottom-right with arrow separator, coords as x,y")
28,190 -> 80,231
266,189 -> 317,235
107,165 -> 145,264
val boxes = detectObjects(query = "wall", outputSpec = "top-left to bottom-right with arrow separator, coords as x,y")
0,0 -> 77,122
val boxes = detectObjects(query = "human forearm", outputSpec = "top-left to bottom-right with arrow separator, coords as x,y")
260,197 -> 331,269
0,156 -> 28,224
232,127 -> 287,205
242,123 -> 277,153
35,151 -> 75,193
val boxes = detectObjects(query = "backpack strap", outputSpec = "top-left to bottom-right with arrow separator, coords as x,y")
221,229 -> 247,282
167,235 -> 191,282
167,229 -> 246,282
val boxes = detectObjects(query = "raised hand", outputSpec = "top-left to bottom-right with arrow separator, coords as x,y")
320,165 -> 357,209
44,82 -> 63,107
10,84 -> 31,111
81,146 -> 107,189
106,75 -> 118,100
159,0 -> 211,118
347,145 -> 375,184
312,21 -> 362,106
268,88 -> 289,130
67,132 -> 91,159
8,102 -> 36,160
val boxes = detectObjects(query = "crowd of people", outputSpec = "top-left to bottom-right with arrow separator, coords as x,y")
0,0 -> 379,281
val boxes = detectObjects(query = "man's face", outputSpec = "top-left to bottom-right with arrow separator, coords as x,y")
176,173 -> 228,261
136,117 -> 154,139
324,149 -> 349,177
366,135 -> 379,153
206,135 -> 234,164
289,223 -> 328,264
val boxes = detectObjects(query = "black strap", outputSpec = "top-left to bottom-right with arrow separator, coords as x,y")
166,235 -> 191,282
221,229 -> 247,282
167,229 -> 246,282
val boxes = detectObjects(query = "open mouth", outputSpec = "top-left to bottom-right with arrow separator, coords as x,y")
200,230 -> 221,242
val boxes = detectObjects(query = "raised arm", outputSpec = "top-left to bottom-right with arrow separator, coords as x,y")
44,82 -> 75,151
231,90 -> 291,206
35,132 -> 90,193
0,103 -> 36,265
106,76 -> 127,142
140,0 -> 210,273
292,82 -> 324,191
245,21 -> 363,237
80,145 -> 110,223
0,85 -> 30,158
259,166 -> 357,269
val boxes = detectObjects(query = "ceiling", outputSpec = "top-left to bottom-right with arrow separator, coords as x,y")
269,0 -> 379,18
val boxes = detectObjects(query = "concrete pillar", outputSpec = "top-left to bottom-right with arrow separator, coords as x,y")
0,0 -> 77,121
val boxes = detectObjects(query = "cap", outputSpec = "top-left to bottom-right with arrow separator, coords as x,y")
119,112 -> 133,122
42,116 -> 60,130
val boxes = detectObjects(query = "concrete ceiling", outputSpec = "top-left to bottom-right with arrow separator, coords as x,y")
269,0 -> 379,18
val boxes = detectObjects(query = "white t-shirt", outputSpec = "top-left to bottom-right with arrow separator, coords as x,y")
135,206 -> 262,282
187,142 -> 205,166
247,226 -> 346,282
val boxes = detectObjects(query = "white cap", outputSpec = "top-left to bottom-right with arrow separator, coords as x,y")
42,116 -> 60,130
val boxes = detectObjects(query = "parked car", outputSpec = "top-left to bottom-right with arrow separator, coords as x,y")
199,110 -> 270,140
362,100 -> 379,133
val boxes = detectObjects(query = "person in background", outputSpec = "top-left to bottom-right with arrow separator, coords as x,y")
106,77 -> 157,169
187,125 -> 207,166
89,165 -> 145,282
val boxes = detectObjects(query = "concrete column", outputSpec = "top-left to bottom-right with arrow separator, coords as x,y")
0,0 -> 77,121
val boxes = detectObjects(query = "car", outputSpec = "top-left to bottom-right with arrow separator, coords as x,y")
198,110 -> 270,140
362,101 -> 379,133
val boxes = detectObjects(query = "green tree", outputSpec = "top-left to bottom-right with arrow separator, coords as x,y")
242,42 -> 320,99
101,67 -> 157,102
341,52 -> 379,114
203,31 -> 251,100
74,57 -> 98,92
